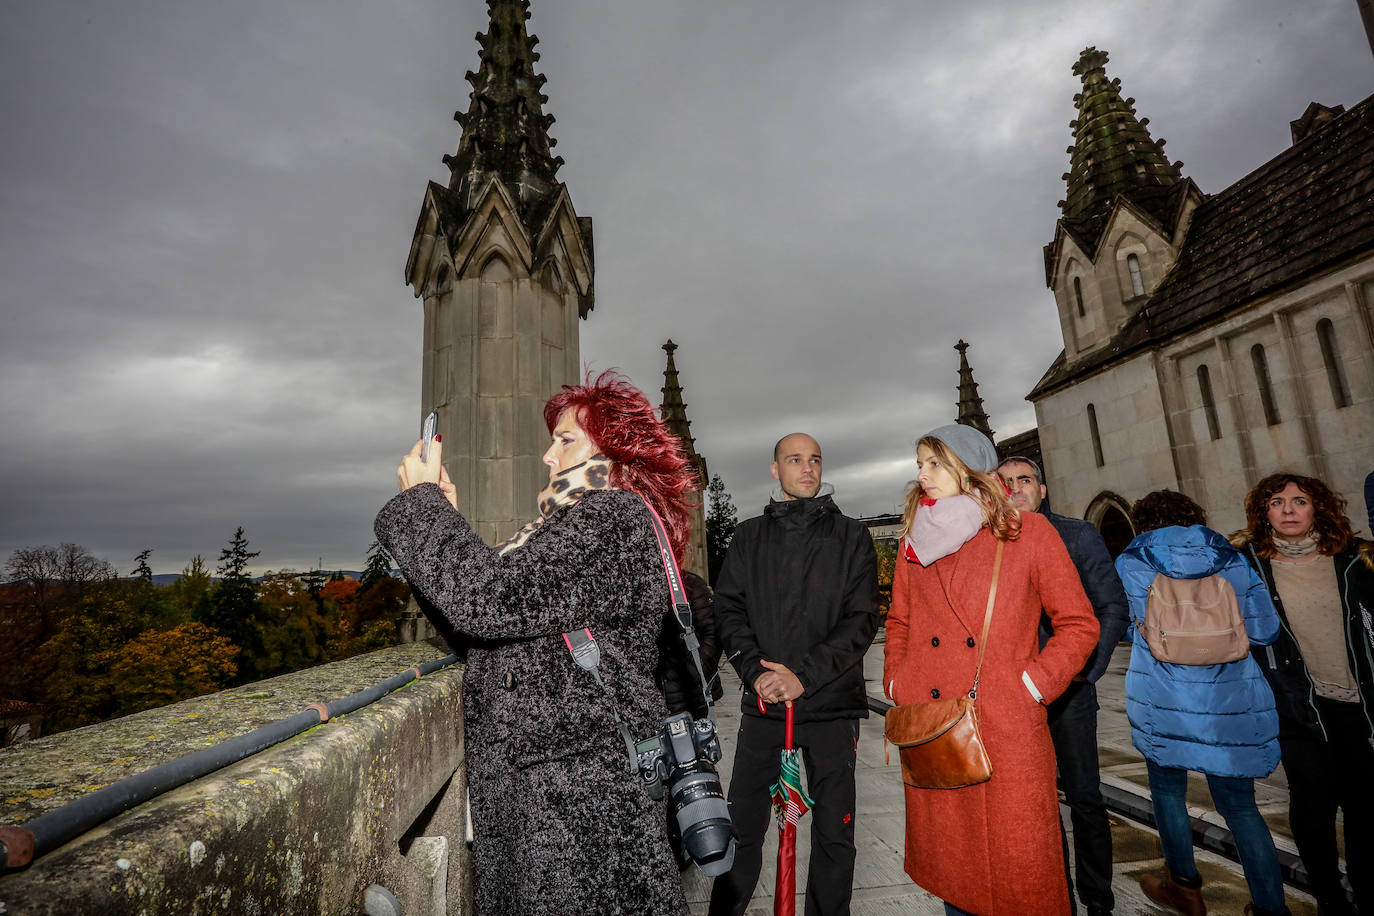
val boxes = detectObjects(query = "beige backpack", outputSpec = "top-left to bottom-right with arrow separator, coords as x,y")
1141,572 -> 1249,665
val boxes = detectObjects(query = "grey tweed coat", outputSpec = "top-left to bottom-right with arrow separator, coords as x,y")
375,483 -> 689,916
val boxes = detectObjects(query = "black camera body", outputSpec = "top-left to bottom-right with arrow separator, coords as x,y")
635,711 -> 736,876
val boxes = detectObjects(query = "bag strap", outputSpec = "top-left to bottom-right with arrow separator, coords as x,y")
638,496 -> 720,728
969,541 -> 1004,700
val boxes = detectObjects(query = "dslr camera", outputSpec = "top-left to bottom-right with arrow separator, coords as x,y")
635,711 -> 736,876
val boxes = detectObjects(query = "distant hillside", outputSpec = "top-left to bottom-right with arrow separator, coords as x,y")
146,570 -> 373,586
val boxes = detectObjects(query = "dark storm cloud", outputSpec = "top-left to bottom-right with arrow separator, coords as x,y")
0,0 -> 1368,572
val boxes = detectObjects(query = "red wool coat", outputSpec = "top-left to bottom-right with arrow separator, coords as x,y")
884,513 -> 1098,916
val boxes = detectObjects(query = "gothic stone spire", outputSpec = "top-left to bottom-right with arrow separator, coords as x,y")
955,339 -> 994,442
661,340 -> 708,488
444,0 -> 564,232
1060,47 -> 1185,249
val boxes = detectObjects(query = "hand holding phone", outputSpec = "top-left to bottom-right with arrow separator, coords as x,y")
420,410 -> 439,463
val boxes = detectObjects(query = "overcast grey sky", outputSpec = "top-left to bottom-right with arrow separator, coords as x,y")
1,1 -> 1369,574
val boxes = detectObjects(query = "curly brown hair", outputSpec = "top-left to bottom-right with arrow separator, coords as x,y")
1129,490 -> 1207,533
1242,472 -> 1354,558
900,435 -> 1021,542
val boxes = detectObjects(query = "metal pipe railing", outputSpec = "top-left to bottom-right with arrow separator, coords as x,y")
0,653 -> 458,872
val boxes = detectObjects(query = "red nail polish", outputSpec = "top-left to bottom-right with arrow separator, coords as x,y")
433,434 -> 441,443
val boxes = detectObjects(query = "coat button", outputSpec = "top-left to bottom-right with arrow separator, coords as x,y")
931,637 -> 940,647
930,688 -> 941,699
966,637 -> 976,648
502,671 -> 516,690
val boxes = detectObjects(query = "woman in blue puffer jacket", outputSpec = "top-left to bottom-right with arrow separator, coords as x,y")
1116,490 -> 1288,916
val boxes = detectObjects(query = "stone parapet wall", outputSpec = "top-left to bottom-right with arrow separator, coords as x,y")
0,640 -> 471,915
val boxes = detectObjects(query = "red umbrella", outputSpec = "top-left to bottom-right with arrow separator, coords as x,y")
760,698 -> 814,916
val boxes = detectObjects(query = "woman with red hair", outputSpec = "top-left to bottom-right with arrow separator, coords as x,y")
1234,472 -> 1374,916
375,370 -> 697,916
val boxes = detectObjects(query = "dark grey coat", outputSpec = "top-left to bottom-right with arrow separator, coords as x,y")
375,484 -> 688,916
1040,509 -> 1131,683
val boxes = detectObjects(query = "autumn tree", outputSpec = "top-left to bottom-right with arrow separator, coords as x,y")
1,543 -> 117,701
873,537 -> 898,618
254,570 -> 336,677
3,543 -> 116,642
106,623 -> 238,717
704,474 -> 739,585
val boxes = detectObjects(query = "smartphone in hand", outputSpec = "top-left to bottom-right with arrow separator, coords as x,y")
420,410 -> 439,463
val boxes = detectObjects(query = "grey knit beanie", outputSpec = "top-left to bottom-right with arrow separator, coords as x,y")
919,423 -> 999,474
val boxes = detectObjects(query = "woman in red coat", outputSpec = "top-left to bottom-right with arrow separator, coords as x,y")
884,424 -> 1098,916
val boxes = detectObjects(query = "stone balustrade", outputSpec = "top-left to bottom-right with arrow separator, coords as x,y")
0,639 -> 471,915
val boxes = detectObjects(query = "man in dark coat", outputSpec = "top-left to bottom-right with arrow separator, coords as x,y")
1000,456 -> 1130,916
708,433 -> 879,916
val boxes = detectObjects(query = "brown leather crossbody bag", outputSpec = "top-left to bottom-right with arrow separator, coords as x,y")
884,540 -> 1003,789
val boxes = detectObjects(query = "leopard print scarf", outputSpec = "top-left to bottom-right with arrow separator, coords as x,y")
496,455 -> 613,555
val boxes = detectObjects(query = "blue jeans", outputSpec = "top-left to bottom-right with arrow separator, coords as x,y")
943,904 -> 977,916
1145,760 -> 1287,914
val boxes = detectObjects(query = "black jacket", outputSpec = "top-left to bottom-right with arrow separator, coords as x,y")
1239,538 -> 1374,745
656,569 -> 724,718
1040,510 -> 1130,683
714,493 -> 879,723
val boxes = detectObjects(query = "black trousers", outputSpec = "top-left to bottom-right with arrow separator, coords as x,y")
1048,680 -> 1115,914
708,715 -> 859,916
1280,697 -> 1374,912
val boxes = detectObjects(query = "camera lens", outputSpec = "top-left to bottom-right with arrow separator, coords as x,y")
670,766 -> 736,877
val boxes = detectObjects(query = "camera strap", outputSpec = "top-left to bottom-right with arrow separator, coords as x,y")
562,627 -> 639,773
558,496 -> 720,774
637,497 -> 720,730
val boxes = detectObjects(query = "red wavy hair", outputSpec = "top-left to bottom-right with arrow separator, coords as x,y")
544,369 -> 698,563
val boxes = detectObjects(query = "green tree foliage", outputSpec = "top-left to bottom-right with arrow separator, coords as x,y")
705,474 -> 739,585
360,541 -> 394,590
167,555 -> 212,621
255,571 -> 337,677
204,527 -> 266,681
132,549 -> 154,584
0,536 -> 405,737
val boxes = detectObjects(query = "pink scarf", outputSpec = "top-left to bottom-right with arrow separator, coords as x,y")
903,495 -> 985,566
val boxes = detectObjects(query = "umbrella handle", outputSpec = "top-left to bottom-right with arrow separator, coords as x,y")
756,697 -> 797,751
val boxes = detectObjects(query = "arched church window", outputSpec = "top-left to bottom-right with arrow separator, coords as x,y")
480,253 -> 512,282
1127,254 -> 1145,297
1197,365 -> 1221,440
1250,344 -> 1280,426
1316,318 -> 1352,408
1074,277 -> 1086,317
1087,403 -> 1105,468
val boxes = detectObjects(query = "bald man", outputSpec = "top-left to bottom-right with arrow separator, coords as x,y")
709,433 -> 879,916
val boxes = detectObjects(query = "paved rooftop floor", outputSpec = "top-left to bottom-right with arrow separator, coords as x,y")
684,635 -> 1322,916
